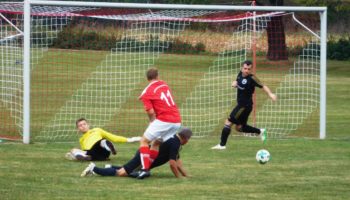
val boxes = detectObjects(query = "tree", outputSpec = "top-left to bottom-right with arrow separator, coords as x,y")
257,0 -> 288,60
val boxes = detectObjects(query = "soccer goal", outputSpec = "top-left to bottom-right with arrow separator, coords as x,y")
0,1 -> 327,143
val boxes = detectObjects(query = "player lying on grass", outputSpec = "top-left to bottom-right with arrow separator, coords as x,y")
65,118 -> 141,161
80,127 -> 192,178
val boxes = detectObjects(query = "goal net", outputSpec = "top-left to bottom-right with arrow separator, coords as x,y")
0,2 -> 326,142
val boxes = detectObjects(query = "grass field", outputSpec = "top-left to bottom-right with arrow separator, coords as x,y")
0,60 -> 350,199
0,138 -> 349,199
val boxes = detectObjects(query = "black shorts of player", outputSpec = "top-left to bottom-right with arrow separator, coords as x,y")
123,150 -> 142,174
122,150 -> 170,175
228,104 -> 252,126
86,140 -> 111,161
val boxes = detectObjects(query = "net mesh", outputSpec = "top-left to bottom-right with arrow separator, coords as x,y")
0,3 -> 321,141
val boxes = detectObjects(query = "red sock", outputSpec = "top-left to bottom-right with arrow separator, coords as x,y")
139,146 -> 150,170
149,149 -> 159,166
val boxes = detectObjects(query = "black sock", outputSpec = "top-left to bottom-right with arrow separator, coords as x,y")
220,125 -> 231,146
93,167 -> 117,176
240,125 -> 260,134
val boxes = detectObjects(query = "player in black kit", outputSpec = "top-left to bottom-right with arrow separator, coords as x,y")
212,60 -> 277,150
81,127 -> 192,178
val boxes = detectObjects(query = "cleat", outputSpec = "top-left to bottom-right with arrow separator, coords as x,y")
136,170 -> 151,179
128,171 -> 141,178
81,162 -> 96,177
211,144 -> 226,150
260,128 -> 267,143
106,140 -> 117,155
65,152 -> 76,161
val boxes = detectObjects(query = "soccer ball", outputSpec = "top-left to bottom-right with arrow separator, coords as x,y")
256,149 -> 270,164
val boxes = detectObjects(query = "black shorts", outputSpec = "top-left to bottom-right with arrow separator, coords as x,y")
228,104 -> 252,126
122,150 -> 167,175
86,140 -> 111,161
123,150 -> 142,174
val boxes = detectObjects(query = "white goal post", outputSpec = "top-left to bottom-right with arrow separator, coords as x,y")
0,0 -> 327,143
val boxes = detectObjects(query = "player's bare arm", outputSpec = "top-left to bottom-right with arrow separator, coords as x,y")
146,108 -> 156,122
262,85 -> 277,101
169,159 -> 181,178
176,159 -> 189,177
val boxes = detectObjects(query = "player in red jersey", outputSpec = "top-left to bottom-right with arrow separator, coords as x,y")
136,68 -> 182,179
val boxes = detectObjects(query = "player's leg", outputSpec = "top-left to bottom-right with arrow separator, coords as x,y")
239,124 -> 260,134
221,120 -> 232,146
87,141 -> 111,161
235,106 -> 254,133
137,120 -> 180,179
91,166 -> 119,176
139,136 -> 152,172
116,168 -> 129,177
211,120 -> 232,150
65,149 -> 78,160
121,150 -> 144,178
65,148 -> 91,161
236,106 -> 257,133
80,162 -> 96,177
138,120 -> 165,172
149,140 -> 161,165
81,162 -> 120,177
88,151 -> 141,178
212,105 -> 243,149
146,121 -> 180,166
100,139 -> 117,155
236,106 -> 266,142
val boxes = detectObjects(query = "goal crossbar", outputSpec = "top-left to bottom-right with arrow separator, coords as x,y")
29,1 -> 327,12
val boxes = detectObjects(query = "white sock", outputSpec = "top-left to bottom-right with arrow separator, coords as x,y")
100,139 -> 111,152
71,149 -> 87,158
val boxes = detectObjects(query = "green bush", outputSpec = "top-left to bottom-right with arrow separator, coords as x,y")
165,39 -> 206,54
287,45 -> 303,56
52,28 -> 119,50
51,29 -> 207,54
194,42 -> 206,52
328,36 -> 350,60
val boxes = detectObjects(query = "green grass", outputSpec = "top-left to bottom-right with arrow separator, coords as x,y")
1,58 -> 350,199
326,60 -> 350,139
0,138 -> 349,200
0,59 -> 350,199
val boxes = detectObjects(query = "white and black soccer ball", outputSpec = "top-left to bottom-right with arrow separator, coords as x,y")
256,149 -> 270,164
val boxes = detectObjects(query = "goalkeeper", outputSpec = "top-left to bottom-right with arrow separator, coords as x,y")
65,118 -> 141,161
212,60 -> 277,150
80,127 -> 192,178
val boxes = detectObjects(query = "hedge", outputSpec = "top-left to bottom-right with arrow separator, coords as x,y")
327,36 -> 350,60
51,30 -> 206,54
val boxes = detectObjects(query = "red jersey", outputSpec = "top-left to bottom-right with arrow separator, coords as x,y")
139,80 -> 181,123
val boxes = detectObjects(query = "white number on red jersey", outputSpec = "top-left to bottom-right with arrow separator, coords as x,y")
160,90 -> 175,107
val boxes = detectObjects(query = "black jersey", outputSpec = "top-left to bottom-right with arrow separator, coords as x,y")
151,135 -> 181,168
122,135 -> 181,174
236,71 -> 263,106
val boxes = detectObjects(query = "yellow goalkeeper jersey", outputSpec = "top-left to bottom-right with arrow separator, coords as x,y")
79,128 -> 128,150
